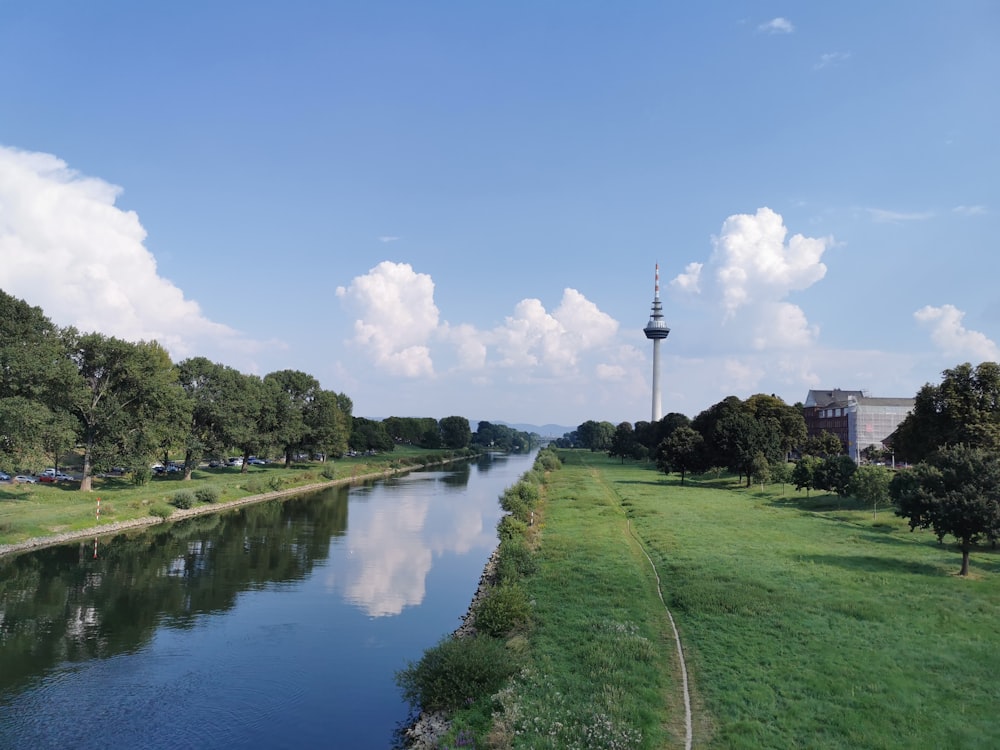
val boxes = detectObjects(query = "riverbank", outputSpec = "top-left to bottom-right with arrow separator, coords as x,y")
0,454 -> 474,558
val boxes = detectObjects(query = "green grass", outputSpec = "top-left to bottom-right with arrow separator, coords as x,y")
516,451 -> 1000,749
0,447 -> 475,547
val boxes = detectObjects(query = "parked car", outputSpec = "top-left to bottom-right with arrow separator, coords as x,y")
248,457 -> 267,465
0,471 -> 10,481
39,474 -> 58,483
14,475 -> 38,483
227,457 -> 244,466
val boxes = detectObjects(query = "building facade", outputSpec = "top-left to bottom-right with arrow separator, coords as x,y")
803,389 -> 914,462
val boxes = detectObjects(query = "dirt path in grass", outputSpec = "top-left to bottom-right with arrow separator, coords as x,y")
585,462 -> 693,750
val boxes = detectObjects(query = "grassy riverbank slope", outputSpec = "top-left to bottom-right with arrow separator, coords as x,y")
482,451 -> 1000,748
0,447 -> 475,552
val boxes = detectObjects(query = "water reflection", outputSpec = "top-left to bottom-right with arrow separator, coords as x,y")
0,452 -> 531,748
333,465 -> 496,616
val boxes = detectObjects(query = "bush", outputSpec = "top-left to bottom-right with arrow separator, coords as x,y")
131,466 -> 152,486
244,478 -> 266,494
150,503 -> 174,519
395,635 -> 521,712
321,466 -> 336,480
536,450 -> 561,472
268,475 -> 284,491
497,515 -> 528,543
195,486 -> 219,504
495,539 -> 537,584
473,584 -> 532,637
170,491 -> 194,509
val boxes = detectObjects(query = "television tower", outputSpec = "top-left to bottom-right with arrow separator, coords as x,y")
643,263 -> 670,421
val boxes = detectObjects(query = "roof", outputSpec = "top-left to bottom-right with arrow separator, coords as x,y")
804,389 -> 865,408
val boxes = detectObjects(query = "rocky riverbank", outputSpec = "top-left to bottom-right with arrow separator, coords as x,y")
402,543 -> 502,748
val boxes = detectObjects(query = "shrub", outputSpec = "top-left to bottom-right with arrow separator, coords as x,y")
513,481 -> 539,505
473,584 -> 532,637
195,486 -> 219,504
268,475 -> 284,491
170,491 -> 194,509
395,635 -> 521,712
244,478 -> 266,494
536,450 -> 561,472
497,515 -> 527,543
495,539 -> 537,584
150,503 -> 174,519
321,466 -> 336,480
499,490 -> 530,522
131,466 -> 152,486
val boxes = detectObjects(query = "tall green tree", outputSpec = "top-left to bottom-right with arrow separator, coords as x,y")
893,362 -> 1000,463
265,369 -> 322,467
890,445 -> 1000,575
576,420 -> 615,452
608,422 -> 636,464
439,416 -> 471,449
656,425 -> 704,484
745,393 -> 807,458
814,455 -> 857,497
63,332 -> 186,491
175,357 -> 230,479
303,389 -> 351,458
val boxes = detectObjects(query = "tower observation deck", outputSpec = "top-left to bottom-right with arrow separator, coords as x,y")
643,264 -> 670,421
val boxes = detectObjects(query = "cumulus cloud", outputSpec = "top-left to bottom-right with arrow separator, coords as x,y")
0,145 -> 266,363
337,262 -> 621,382
335,261 -> 439,377
914,304 -> 1000,361
669,207 -> 830,352
758,17 -> 794,34
670,261 -> 702,293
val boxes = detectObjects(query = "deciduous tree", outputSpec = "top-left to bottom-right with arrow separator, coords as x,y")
890,445 -> 1000,575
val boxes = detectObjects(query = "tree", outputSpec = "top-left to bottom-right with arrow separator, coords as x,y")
750,452 -> 771,490
303,389 -> 351,458
63,332 -> 187,491
656,425 -> 704,484
265,369 -> 322,467
792,456 -> 820,496
803,430 -> 843,458
607,422 -> 636,464
893,362 -> 1000,463
848,464 -> 892,520
814,455 -> 857,497
576,420 -> 615,452
890,445 -> 1000,575
745,393 -> 807,458
440,416 -> 471,449
771,461 -> 793,494
350,418 -> 394,453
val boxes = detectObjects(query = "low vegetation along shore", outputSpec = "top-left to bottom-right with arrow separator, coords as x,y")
400,449 -> 1000,749
0,447 -> 478,555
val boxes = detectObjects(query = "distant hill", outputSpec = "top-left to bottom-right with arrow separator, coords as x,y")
474,420 -> 575,438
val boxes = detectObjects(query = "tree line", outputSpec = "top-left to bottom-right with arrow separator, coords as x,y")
0,290 -> 531,492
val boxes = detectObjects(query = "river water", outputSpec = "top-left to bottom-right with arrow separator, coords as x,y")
0,451 -> 536,749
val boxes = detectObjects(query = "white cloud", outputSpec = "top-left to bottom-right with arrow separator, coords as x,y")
814,51 -> 851,70
665,207 -> 830,371
337,263 -> 621,382
0,145 -> 267,364
868,208 -> 934,223
953,205 -> 987,216
670,261 -> 702,293
711,206 -> 829,320
596,363 -> 626,381
378,235 -> 400,242
758,17 -> 794,34
914,304 -> 1000,361
335,261 -> 440,377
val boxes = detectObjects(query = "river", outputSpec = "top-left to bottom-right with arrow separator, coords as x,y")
0,451 -> 536,749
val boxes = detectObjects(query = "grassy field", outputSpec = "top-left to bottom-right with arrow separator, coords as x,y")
0,447 -> 472,548
520,451 -> 1000,749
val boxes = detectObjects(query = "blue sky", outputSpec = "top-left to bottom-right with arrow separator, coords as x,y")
1,2 -> 997,428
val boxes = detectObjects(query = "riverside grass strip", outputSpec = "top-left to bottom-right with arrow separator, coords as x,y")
0,447 -> 472,551
563,451 -> 1000,749
485,450 -> 682,749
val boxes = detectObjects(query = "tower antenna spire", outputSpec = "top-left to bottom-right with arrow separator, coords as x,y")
643,263 -> 670,421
